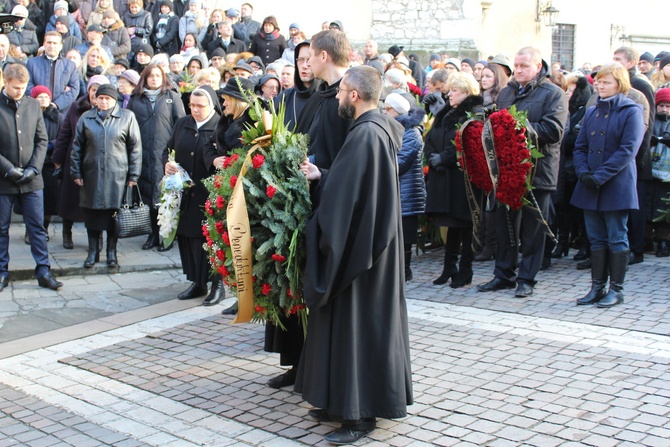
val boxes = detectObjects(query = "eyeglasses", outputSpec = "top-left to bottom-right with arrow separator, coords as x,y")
336,87 -> 356,95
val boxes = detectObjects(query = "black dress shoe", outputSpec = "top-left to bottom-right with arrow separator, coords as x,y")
177,283 -> 207,300
202,280 -> 225,306
629,252 -> 644,265
157,241 -> 174,252
0,274 -> 9,292
515,282 -> 534,297
37,272 -> 63,290
142,233 -> 159,250
267,367 -> 297,389
324,420 -> 376,445
477,277 -> 515,292
576,258 -> 591,270
221,301 -> 238,315
573,247 -> 589,261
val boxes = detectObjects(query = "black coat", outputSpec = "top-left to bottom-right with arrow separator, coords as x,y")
71,105 -> 142,209
52,95 -> 92,221
249,31 -> 287,67
0,95 -> 48,195
630,70 -> 656,181
295,110 -> 412,420
496,60 -> 568,191
127,89 -> 186,207
424,95 -> 483,220
296,79 -> 351,169
123,9 -> 154,53
43,106 -> 63,216
213,110 -> 254,156
164,114 -> 219,238
151,13 -> 179,56
206,36 -> 246,60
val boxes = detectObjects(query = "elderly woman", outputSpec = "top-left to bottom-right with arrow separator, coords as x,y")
255,73 -> 280,105
164,86 -> 223,304
383,93 -> 426,281
249,16 -> 287,66
424,71 -> 484,288
117,69 -> 140,107
53,75 -> 110,249
572,62 -> 645,308
193,67 -> 221,90
127,64 -> 186,251
70,84 -> 142,269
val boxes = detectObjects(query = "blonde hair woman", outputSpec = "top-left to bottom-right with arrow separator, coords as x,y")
80,45 -> 112,85
193,66 -> 221,90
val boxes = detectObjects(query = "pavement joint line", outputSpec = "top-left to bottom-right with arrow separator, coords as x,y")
408,300 -> 670,358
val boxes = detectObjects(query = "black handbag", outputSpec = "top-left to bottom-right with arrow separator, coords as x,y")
114,184 -> 152,238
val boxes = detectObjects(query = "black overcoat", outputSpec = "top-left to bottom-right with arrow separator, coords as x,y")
295,110 -> 413,421
127,89 -> 185,207
164,113 -> 219,238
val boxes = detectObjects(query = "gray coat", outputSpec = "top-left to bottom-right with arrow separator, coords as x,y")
0,94 -> 48,195
70,105 -> 142,209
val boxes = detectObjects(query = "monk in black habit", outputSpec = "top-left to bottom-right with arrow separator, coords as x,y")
296,65 -> 413,445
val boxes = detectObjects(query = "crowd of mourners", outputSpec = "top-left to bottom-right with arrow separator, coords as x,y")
0,0 -> 668,304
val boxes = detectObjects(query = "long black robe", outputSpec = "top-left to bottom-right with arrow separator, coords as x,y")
294,109 -> 413,420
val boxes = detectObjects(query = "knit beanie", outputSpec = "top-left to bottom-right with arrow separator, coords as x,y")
87,74 -> 110,90
30,85 -> 52,100
384,92 -> 410,115
639,52 -> 654,64
656,88 -> 670,106
445,58 -> 461,71
659,55 -> 670,71
95,83 -> 118,98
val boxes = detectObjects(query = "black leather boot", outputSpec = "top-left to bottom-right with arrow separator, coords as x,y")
202,278 -> 225,306
84,231 -> 100,268
597,250 -> 629,308
434,229 -> 459,285
451,227 -> 473,288
576,249 -> 608,305
404,247 -> 413,281
107,236 -> 119,268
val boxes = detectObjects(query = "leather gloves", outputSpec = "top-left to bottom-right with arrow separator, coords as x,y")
581,172 -> 600,190
16,168 -> 37,185
5,167 -> 24,183
428,153 -> 442,169
422,92 -> 446,115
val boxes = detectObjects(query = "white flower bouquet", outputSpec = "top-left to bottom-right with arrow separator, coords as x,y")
157,150 -> 194,248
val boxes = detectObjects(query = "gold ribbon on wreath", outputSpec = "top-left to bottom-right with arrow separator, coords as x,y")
226,131 -> 273,324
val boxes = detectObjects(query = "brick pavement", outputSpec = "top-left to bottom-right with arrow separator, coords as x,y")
0,248 -> 669,446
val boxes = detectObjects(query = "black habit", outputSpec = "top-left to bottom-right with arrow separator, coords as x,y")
294,109 -> 413,420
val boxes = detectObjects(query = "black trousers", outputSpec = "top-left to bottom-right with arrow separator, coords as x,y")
628,179 -> 649,256
493,190 -> 553,285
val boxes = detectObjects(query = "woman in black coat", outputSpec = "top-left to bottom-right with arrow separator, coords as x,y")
151,0 -> 179,56
248,16 -> 287,67
424,72 -> 484,288
70,84 -> 142,269
211,76 -> 255,315
52,75 -> 110,249
163,86 -> 222,304
127,63 -> 185,250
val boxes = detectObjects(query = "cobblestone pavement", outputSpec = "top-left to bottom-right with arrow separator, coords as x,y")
0,247 -> 669,446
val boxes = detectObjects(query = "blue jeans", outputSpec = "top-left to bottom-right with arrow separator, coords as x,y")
583,209 -> 629,253
0,191 -> 51,277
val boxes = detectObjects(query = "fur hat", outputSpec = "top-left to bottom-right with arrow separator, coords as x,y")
656,88 -> 670,105
384,92 -> 410,115
220,76 -> 254,102
95,83 -> 118,98
30,85 -> 52,100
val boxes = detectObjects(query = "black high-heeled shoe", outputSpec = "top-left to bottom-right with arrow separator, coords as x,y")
550,241 -> 569,259
433,265 -> 458,285
449,269 -> 473,288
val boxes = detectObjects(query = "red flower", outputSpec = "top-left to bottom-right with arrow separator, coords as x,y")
218,265 -> 229,277
213,175 -> 222,188
222,231 -> 230,245
271,253 -> 286,262
207,239 -> 213,247
230,175 -> 237,187
223,153 -> 239,168
422,165 -> 429,176
261,283 -> 272,295
216,249 -> 225,261
289,304 -> 306,314
456,120 -> 493,193
204,199 -> 214,215
255,305 -> 266,313
266,185 -> 277,198
202,224 -> 209,237
216,195 -> 225,209
252,154 -> 265,169
215,221 -> 225,234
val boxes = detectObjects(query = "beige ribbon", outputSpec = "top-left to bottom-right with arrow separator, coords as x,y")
226,135 -> 273,324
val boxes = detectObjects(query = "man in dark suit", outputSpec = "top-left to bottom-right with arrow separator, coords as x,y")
0,64 -> 63,292
206,19 -> 246,59
0,34 -> 20,69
